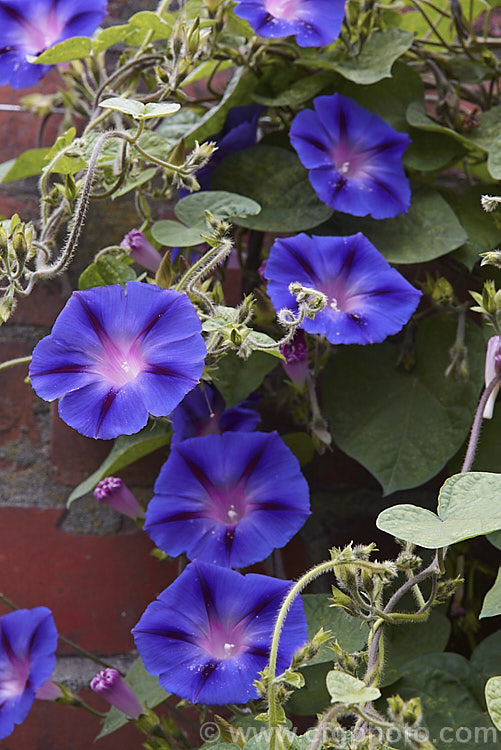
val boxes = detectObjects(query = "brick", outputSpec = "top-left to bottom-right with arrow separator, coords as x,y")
49,407 -> 113,484
0,340 -> 39,452
0,507 -> 176,653
7,278 -> 68,327
2,696 -> 142,750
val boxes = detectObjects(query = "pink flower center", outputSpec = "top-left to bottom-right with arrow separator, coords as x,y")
331,143 -> 367,180
20,9 -> 64,56
94,341 -> 146,388
207,484 -> 249,525
0,655 -> 30,701
264,0 -> 301,21
200,621 -> 246,660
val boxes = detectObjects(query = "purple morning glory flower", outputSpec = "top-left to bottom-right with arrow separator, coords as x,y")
0,607 -> 58,740
132,561 -> 307,705
265,233 -> 421,345
290,93 -> 411,219
169,382 -> 261,444
144,431 -> 310,568
0,0 -> 107,89
29,281 -> 206,440
234,0 -> 345,47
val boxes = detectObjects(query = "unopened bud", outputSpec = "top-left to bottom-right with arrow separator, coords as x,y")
91,669 -> 143,719
12,230 -> 28,265
93,477 -> 144,519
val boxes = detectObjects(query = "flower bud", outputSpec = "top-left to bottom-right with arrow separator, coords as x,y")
35,679 -> 63,701
121,230 -> 162,273
481,195 -> 501,212
90,668 -> 143,719
93,477 -> 144,519
280,330 -> 308,384
483,335 -> 501,419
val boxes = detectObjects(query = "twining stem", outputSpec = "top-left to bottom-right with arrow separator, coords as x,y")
0,355 -> 32,373
461,372 -> 501,472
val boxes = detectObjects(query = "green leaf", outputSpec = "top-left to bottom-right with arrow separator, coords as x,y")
377,472 -> 501,547
111,167 -> 157,199
323,314 -> 485,494
488,135 -> 501,179
213,352 -> 277,407
315,28 -> 414,85
97,657 -> 170,739
99,97 -> 146,118
141,102 -> 182,119
302,594 -> 367,666
381,609 -> 451,687
0,148 -> 50,183
67,423 -> 171,506
326,672 -> 380,705
469,105 -> 501,152
34,36 -> 92,64
156,108 -> 204,141
78,256 -> 136,290
151,220 -> 204,248
212,146 -> 333,232
406,100 -> 483,152
253,71 -> 335,107
486,677 -> 501,730
43,127 -> 87,175
93,23 -> 130,54
320,185 -> 467,264
447,185 -> 501,269
404,129 -> 465,171
99,98 -> 180,121
128,10 -> 174,35
181,67 -> 258,149
388,653 -> 498,750
175,191 -> 261,225
480,568 -> 501,619
471,630 -> 501,688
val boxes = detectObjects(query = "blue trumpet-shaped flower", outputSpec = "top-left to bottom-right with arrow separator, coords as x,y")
29,281 -> 206,440
0,607 -> 58,740
265,233 -> 421,345
170,382 -> 260,444
290,93 -> 411,219
234,0 -> 345,47
133,561 -> 307,705
144,431 -> 310,568
0,0 -> 107,89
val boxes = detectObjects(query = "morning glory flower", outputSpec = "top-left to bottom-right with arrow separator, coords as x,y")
290,93 -> 411,219
483,335 -> 501,419
265,233 -> 421,345
144,431 -> 310,568
132,561 -> 307,705
0,0 -> 107,89
234,0 -> 345,47
29,281 -> 206,440
169,382 -> 261,444
0,607 -> 58,740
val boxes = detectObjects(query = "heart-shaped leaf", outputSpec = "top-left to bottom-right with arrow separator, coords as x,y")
326,672 -> 380,705
377,472 -> 501,548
